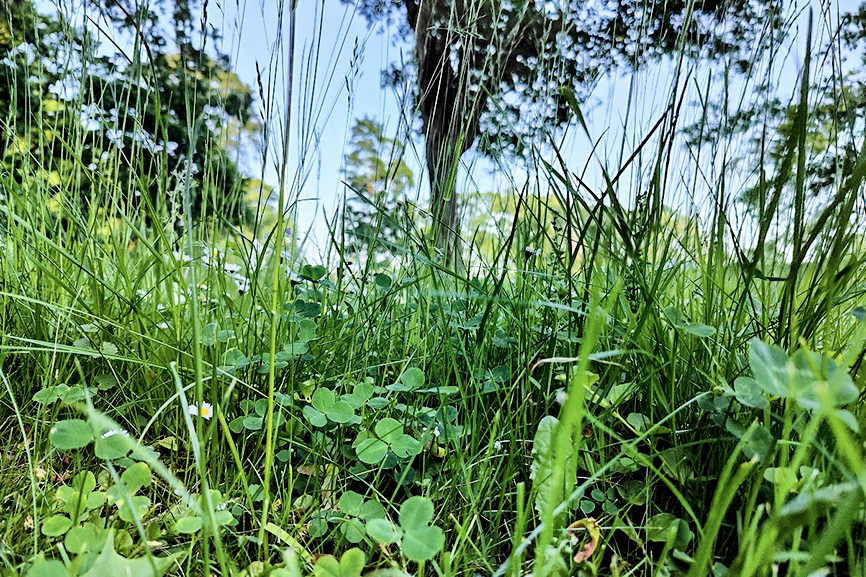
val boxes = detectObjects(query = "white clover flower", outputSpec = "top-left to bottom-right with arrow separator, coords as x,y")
188,402 -> 213,420
100,428 -> 129,439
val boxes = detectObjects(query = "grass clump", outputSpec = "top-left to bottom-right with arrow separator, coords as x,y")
1,0 -> 865,576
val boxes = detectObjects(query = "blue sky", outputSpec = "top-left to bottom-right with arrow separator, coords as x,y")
207,0 -> 420,251
38,0 -> 864,255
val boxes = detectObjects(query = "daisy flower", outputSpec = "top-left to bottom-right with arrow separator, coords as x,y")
100,428 -> 130,439
188,402 -> 213,420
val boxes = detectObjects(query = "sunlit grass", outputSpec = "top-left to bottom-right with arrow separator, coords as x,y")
1,0 -> 865,576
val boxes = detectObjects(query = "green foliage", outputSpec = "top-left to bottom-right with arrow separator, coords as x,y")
336,491 -> 386,543
79,529 -> 177,577
341,117 -> 416,262
366,497 -> 445,562
0,0 -> 258,229
313,548 -> 366,577
353,418 -> 423,465
348,0 -> 780,259
2,1 -> 866,576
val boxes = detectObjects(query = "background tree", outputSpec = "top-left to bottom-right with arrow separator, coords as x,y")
342,116 -> 415,263
684,4 -> 866,262
348,0 -> 782,264
0,0 -> 258,236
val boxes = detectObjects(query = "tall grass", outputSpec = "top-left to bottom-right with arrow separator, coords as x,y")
0,0 -> 865,576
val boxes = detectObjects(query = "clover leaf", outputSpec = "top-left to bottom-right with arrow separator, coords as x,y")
352,418 -> 422,465
336,491 -> 386,543
173,489 -> 234,534
365,496 -> 444,562
387,368 -> 425,392
304,387 -> 358,428
50,419 -> 94,451
56,472 -> 104,521
341,380 -> 374,409
313,548 -> 365,577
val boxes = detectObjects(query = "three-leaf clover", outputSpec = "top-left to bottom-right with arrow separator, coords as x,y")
174,489 -> 235,534
365,496 -> 444,561
229,398 -> 288,432
106,462 -> 152,524
352,418 -> 422,465
304,388 -> 358,427
336,491 -> 386,543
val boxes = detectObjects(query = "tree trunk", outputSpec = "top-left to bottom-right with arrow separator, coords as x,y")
425,91 -> 461,266
406,0 -> 484,267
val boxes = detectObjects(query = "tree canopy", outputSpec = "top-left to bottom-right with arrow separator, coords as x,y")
0,0 -> 258,236
347,0 -> 782,264
342,117 -> 415,261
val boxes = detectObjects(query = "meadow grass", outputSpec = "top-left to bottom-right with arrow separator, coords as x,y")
1,1 -> 866,576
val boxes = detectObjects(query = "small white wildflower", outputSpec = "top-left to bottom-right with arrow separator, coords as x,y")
232,276 -> 251,294
10,42 -> 37,65
171,282 -> 187,305
556,390 -> 568,405
49,77 -> 82,101
80,103 -> 103,131
106,128 -> 124,148
494,440 -> 502,451
100,428 -> 129,439
188,402 -> 213,420
433,425 -> 441,438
